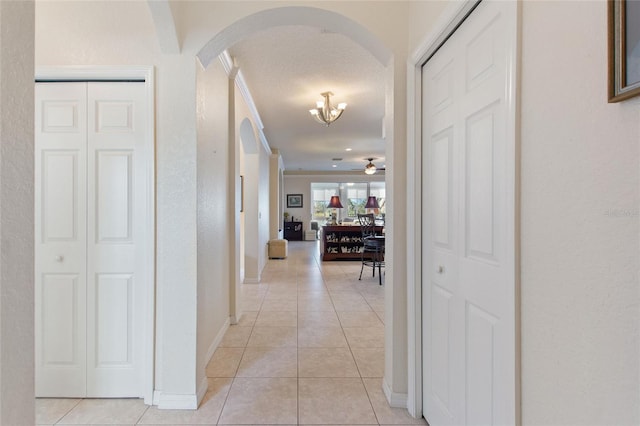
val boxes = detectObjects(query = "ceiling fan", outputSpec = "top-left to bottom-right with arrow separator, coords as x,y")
358,158 -> 386,175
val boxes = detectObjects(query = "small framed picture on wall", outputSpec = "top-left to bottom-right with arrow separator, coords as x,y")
287,194 -> 303,208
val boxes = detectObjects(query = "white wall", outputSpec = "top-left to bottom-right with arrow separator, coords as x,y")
34,0 -> 416,409
35,1 -> 201,403
520,1 -> 639,423
239,118 -> 259,282
0,1 -> 35,423
269,153 -> 284,240
258,143 -> 271,269
196,59 -> 231,400
409,1 -> 640,423
183,4 -> 413,402
236,95 -> 270,282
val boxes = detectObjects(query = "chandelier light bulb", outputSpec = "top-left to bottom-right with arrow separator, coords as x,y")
309,91 -> 346,126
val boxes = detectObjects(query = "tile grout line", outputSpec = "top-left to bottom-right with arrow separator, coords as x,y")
54,398 -> 82,425
216,296 -> 257,426
134,401 -> 150,425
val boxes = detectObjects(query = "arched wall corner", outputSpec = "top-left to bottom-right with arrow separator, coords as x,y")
196,6 -> 392,69
239,117 -> 258,154
239,116 -> 261,284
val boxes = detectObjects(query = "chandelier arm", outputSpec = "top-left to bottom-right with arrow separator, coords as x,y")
310,92 -> 345,126
313,114 -> 328,125
322,98 -> 331,121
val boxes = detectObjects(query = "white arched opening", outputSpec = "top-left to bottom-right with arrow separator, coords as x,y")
196,5 -> 408,409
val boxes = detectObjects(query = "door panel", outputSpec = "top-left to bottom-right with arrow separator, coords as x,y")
42,152 -> 79,240
41,274 -> 81,362
465,106 -> 497,261
431,130 -> 454,249
95,274 -> 133,365
430,284 -> 453,414
86,82 -> 146,397
36,83 -> 88,397
96,151 -> 133,242
465,302 -> 496,424
422,1 -> 517,424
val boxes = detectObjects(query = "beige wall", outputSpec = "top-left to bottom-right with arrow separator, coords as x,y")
0,1 -> 35,424
408,0 -> 449,60
520,1 -> 639,423
196,58 -> 232,399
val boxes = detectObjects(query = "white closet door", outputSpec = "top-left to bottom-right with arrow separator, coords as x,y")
35,83 -> 89,396
422,1 -> 517,424
36,81 -> 149,398
86,82 -> 147,397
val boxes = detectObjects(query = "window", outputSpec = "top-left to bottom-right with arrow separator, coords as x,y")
310,181 -> 385,224
311,183 -> 339,221
345,183 -> 368,218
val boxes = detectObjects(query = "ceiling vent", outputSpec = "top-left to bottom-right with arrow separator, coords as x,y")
332,158 -> 343,161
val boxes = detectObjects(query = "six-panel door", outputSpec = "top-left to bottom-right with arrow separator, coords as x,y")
422,1 -> 517,424
36,82 -> 148,398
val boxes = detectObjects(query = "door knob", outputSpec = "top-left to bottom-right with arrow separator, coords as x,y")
54,255 -> 64,262
437,265 -> 444,274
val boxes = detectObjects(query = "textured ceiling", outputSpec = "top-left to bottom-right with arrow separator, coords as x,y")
228,25 -> 387,173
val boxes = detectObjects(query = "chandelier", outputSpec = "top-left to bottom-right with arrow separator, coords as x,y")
309,92 -> 346,126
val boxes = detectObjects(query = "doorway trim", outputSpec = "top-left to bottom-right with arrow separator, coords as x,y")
406,0 -> 521,419
35,66 -> 156,405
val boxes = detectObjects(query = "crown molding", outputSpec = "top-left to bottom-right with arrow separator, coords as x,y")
219,50 -> 271,155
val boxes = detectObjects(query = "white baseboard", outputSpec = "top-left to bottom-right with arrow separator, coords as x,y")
153,317 -> 231,410
196,376 -> 209,407
155,392 -> 199,410
196,317 -> 231,406
382,377 -> 408,408
153,390 -> 162,406
207,317 -> 230,361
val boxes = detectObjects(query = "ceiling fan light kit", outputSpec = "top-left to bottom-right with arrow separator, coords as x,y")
309,91 -> 346,126
364,158 -> 377,175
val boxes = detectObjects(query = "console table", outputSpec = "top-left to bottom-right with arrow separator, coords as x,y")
321,225 -> 384,261
283,221 -> 303,241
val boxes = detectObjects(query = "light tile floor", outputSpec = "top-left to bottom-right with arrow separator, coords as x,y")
36,241 -> 425,425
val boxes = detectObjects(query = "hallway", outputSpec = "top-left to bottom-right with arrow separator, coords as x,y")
36,241 -> 424,425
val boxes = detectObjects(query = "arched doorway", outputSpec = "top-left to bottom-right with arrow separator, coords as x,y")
195,5 -> 407,409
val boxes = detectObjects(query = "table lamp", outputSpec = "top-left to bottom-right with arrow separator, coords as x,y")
327,195 -> 343,225
365,196 -> 379,212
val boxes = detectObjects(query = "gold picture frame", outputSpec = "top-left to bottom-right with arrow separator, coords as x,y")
609,0 -> 640,102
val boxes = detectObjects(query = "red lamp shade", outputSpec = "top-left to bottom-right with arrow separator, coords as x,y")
365,196 -> 379,209
327,195 -> 343,208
